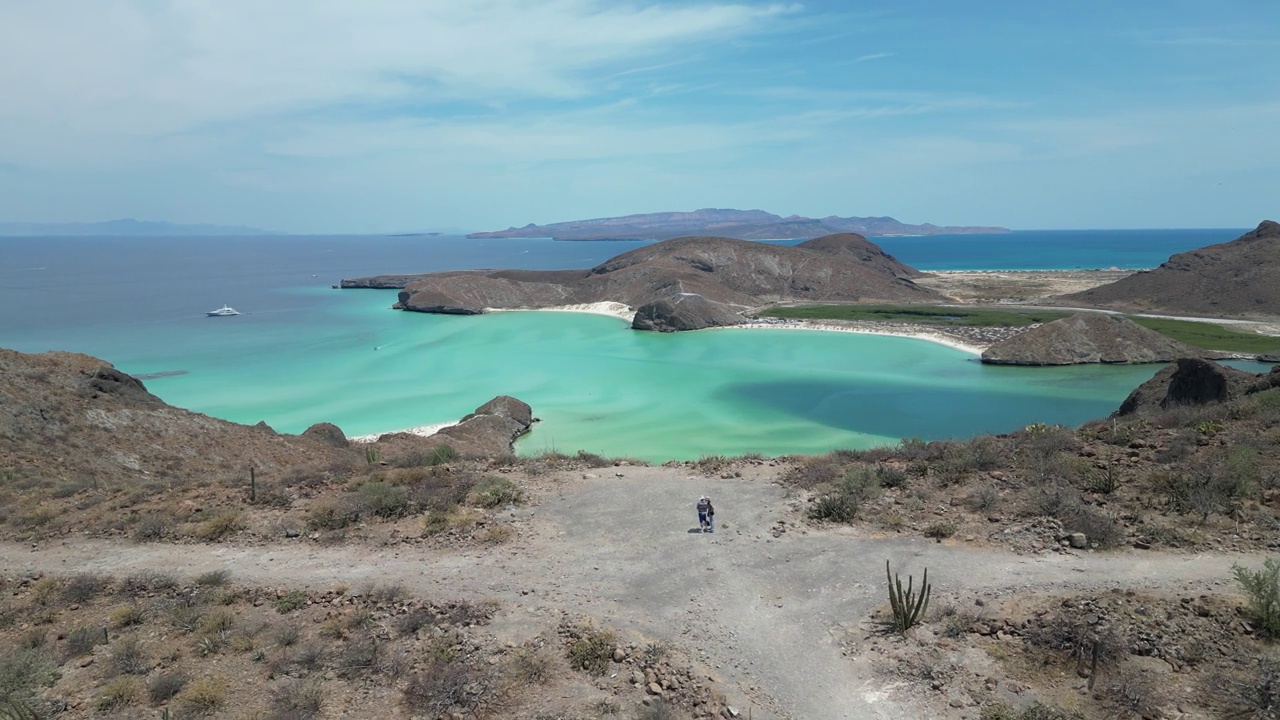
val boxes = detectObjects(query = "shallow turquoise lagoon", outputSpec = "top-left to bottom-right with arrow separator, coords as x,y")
43,289 -> 1184,462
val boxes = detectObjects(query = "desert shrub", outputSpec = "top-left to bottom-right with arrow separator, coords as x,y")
332,634 -> 380,679
1016,423 -> 1079,457
274,590 -> 309,614
193,510 -> 242,541
1233,557 -> 1280,639
402,659 -> 478,715
967,485 -> 1002,511
1154,458 -> 1247,521
132,514 -> 170,541
62,572 -> 110,603
174,675 -> 226,717
306,497 -> 361,530
466,476 -> 525,508
963,436 -> 1006,470
1206,655 -> 1280,718
567,626 -> 616,676
785,455 -> 844,489
809,466 -> 880,523
409,471 -> 477,512
273,623 -> 302,648
1059,505 -> 1126,549
108,635 -> 149,676
637,698 -> 682,720
199,607 -> 236,637
194,569 -> 230,587
0,651 -> 58,714
479,525 -> 514,544
270,680 -> 324,720
64,625 -> 106,659
923,521 -> 957,540
694,454 -> 729,473
95,676 -> 143,713
509,643 -> 556,685
395,607 -> 436,637
897,437 -> 933,461
394,444 -> 458,468
148,672 -> 187,704
168,604 -> 205,635
1133,522 -> 1198,549
295,643 -> 326,671
121,569 -> 177,594
875,463 -> 908,488
1026,612 -> 1127,676
1028,483 -> 1080,518
357,481 -> 412,519
1085,459 -> 1121,494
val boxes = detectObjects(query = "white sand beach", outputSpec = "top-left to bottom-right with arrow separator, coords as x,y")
350,421 -> 458,444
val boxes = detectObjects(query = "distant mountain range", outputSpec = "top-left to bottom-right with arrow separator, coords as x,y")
467,208 -> 1009,241
0,218 -> 277,237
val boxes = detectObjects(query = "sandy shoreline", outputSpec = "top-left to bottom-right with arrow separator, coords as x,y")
349,421 -> 457,444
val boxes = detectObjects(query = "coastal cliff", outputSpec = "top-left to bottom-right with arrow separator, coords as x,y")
342,233 -> 945,331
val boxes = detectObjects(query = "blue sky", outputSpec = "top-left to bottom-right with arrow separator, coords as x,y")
0,1 -> 1277,233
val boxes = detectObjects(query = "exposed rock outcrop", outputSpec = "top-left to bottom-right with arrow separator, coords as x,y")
344,234 -> 945,331
981,313 -> 1207,365
0,349 -> 357,482
302,422 -> 349,448
631,294 -> 744,332
1058,220 -> 1280,316
433,396 -> 534,456
1114,358 -> 1260,416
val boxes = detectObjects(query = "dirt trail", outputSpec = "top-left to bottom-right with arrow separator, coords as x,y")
0,467 -> 1261,719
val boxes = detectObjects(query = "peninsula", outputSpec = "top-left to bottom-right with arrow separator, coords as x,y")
343,232 -> 946,331
467,208 -> 1009,240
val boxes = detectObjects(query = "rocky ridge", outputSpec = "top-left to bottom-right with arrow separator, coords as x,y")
342,233 -> 946,331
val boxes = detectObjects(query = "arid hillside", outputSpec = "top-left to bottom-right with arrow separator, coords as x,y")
342,233 -> 946,330
1059,220 -> 1280,317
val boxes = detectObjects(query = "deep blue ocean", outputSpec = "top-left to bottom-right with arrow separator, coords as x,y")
0,228 -> 1262,460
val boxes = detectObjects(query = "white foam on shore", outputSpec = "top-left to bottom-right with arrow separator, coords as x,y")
720,320 -> 986,355
350,421 -> 457,444
485,301 -> 634,321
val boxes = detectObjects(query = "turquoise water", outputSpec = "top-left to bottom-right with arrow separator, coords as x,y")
0,231 -> 1266,461
64,289 -> 1168,462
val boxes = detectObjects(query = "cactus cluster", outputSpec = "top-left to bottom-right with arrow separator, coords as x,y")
886,560 -> 931,634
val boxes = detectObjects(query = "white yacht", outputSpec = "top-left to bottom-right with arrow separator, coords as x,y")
206,305 -> 240,317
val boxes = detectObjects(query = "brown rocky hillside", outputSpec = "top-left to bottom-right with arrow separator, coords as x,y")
1058,220 -> 1280,316
343,233 -> 945,331
980,312 -> 1209,365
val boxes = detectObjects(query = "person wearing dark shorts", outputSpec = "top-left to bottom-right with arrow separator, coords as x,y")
697,495 -> 711,532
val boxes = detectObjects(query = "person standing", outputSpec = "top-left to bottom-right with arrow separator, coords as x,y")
697,495 -> 711,532
706,497 -> 715,533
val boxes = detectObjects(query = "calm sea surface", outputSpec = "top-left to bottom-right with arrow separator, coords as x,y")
0,229 -> 1263,460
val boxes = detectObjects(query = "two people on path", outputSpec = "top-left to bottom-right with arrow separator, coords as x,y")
697,495 -> 715,533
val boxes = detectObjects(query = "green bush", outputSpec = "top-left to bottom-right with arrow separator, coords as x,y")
357,481 -> 411,519
0,651 -> 58,714
274,590 -> 309,614
809,466 -> 880,523
466,476 -> 525,508
566,627 -> 616,676
306,497 -> 361,530
1233,558 -> 1280,639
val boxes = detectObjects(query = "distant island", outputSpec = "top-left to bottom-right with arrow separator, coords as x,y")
467,208 -> 1010,241
0,218 -> 277,237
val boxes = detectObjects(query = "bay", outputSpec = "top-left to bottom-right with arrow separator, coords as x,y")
0,229 -> 1261,461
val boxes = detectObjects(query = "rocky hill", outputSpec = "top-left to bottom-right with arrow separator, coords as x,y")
466,208 -> 1009,240
343,233 -> 946,331
980,313 -> 1209,365
1057,220 -> 1280,316
0,349 -> 530,485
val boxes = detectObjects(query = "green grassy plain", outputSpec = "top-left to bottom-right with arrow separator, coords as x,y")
761,304 -> 1280,353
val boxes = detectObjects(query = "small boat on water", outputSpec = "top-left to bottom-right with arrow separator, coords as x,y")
206,305 -> 240,317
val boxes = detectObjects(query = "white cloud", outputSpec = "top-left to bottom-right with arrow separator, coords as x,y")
0,1 -> 797,160
855,52 -> 893,62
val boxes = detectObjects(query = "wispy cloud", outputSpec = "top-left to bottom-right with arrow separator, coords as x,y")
855,52 -> 893,62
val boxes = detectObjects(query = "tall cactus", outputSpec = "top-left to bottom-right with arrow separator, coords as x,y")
886,560 -> 931,634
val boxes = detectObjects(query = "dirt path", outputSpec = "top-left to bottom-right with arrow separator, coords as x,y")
0,467 -> 1261,719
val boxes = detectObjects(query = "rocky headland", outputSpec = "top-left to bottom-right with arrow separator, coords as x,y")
465,208 -> 1009,241
1056,220 -> 1280,317
342,233 -> 947,331
980,312 -> 1212,365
